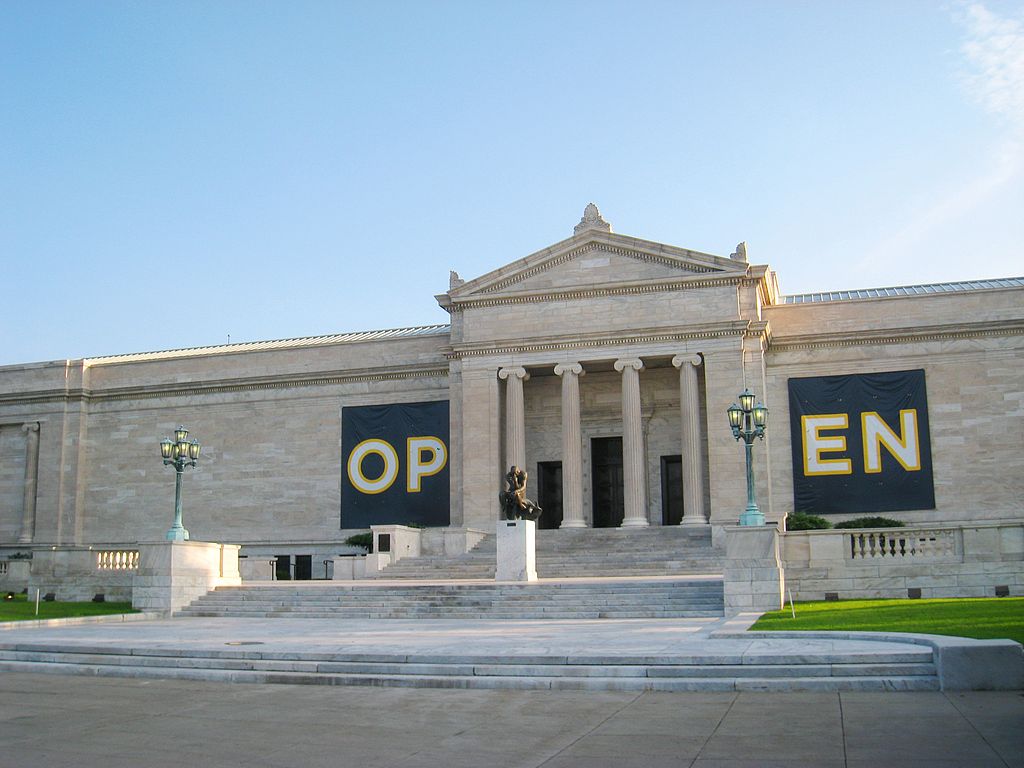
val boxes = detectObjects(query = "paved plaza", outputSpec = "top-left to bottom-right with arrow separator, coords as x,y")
0,613 -> 1020,766
0,670 -> 1020,768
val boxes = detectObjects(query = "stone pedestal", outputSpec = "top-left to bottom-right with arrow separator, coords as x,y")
132,541 -> 241,614
723,524 -> 784,615
331,555 -> 367,580
496,519 -> 538,582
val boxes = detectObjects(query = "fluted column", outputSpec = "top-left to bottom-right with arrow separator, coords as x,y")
614,358 -> 648,528
673,354 -> 708,526
554,362 -> 586,528
498,366 -> 529,471
18,422 -> 40,544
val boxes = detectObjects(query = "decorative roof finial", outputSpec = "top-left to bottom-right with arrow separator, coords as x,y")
730,242 -> 748,262
574,203 -> 612,235
449,270 -> 464,290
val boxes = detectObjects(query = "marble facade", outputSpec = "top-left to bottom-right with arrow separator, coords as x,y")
1,205 -> 1021,565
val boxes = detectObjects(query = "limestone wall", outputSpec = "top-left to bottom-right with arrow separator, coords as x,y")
782,523 -> 1024,600
762,286 -> 1024,525
0,333 -> 451,547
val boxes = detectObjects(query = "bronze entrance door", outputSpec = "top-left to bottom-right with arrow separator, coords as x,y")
591,437 -> 624,528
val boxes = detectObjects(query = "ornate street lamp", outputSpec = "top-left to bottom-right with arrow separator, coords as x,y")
159,425 -> 201,541
727,389 -> 769,526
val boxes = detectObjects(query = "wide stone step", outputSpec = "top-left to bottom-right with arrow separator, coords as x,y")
368,527 -> 723,580
0,645 -> 939,692
182,582 -> 724,615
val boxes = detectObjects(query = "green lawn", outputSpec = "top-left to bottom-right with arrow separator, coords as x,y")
752,597 -> 1024,645
0,593 -> 138,622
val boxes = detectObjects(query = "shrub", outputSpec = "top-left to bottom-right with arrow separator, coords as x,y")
343,532 -> 373,551
785,512 -> 832,531
834,516 -> 906,529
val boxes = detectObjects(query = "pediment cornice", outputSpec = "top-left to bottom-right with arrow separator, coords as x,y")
437,230 -> 748,312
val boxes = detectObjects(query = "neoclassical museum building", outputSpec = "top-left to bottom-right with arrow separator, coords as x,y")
1,205 -> 1022,574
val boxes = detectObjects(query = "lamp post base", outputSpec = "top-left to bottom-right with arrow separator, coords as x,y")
165,526 -> 190,542
738,506 -> 765,527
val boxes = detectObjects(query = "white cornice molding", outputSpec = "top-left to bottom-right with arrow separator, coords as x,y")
0,364 -> 450,406
766,319 -> 1024,352
443,272 -> 758,313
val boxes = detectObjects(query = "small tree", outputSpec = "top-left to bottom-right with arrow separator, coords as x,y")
834,516 -> 905,529
785,511 -> 833,531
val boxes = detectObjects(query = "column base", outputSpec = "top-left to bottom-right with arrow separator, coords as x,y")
165,526 -> 190,542
680,516 -> 709,527
738,508 -> 766,526
619,518 -> 650,528
559,519 -> 587,529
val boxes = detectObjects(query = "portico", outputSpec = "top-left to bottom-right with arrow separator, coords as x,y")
438,205 -> 769,532
491,354 -> 712,530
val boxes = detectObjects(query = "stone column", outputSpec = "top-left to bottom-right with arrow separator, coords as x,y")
554,362 -> 586,528
498,366 -> 529,471
614,358 -> 649,528
18,422 -> 40,544
673,355 -> 708,526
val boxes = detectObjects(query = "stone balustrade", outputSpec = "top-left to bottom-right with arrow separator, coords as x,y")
96,550 -> 140,571
846,527 -> 959,561
782,522 -> 1023,601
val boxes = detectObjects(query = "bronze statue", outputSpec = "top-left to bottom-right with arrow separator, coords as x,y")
500,465 -> 542,521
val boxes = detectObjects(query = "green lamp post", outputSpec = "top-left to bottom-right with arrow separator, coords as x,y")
727,389 -> 769,526
160,426 -> 201,541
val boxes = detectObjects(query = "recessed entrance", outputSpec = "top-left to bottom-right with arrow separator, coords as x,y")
536,461 -> 563,529
591,437 -> 624,528
661,455 -> 683,525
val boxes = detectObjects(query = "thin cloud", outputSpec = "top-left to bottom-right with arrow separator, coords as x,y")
856,2 -> 1024,280
959,2 -> 1024,131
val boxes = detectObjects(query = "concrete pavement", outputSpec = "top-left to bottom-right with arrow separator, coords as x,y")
0,671 -> 1020,768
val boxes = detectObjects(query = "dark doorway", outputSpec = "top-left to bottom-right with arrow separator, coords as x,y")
536,461 -> 563,529
294,555 -> 313,581
661,455 -> 683,525
274,555 -> 292,581
591,437 -> 624,528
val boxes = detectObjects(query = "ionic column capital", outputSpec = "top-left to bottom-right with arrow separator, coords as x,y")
498,366 -> 530,382
614,358 -> 644,373
672,354 -> 703,369
22,422 -> 40,434
554,362 -> 584,377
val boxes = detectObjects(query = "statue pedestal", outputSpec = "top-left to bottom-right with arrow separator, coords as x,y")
496,519 -> 538,582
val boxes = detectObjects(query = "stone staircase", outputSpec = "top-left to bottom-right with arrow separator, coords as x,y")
0,641 -> 940,691
178,578 -> 725,619
379,526 -> 722,580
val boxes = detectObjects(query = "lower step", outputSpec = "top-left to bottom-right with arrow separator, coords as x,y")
0,657 -> 939,692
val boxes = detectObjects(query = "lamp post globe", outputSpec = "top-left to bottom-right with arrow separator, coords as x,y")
160,425 -> 201,541
726,392 -> 769,526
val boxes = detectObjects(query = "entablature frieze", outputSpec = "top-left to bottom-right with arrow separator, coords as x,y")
765,319 -> 1024,353
0,364 -> 450,406
443,320 -> 765,361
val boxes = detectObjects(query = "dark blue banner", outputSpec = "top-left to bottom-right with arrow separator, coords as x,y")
341,400 -> 450,528
788,370 -> 934,515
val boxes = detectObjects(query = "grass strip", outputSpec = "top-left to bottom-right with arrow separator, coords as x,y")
752,597 -> 1024,645
0,593 -> 139,622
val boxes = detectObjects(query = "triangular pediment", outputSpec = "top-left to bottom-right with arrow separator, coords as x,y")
442,229 -> 747,305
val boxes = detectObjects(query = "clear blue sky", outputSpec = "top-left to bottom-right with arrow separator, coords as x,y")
2,1 -> 1022,366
